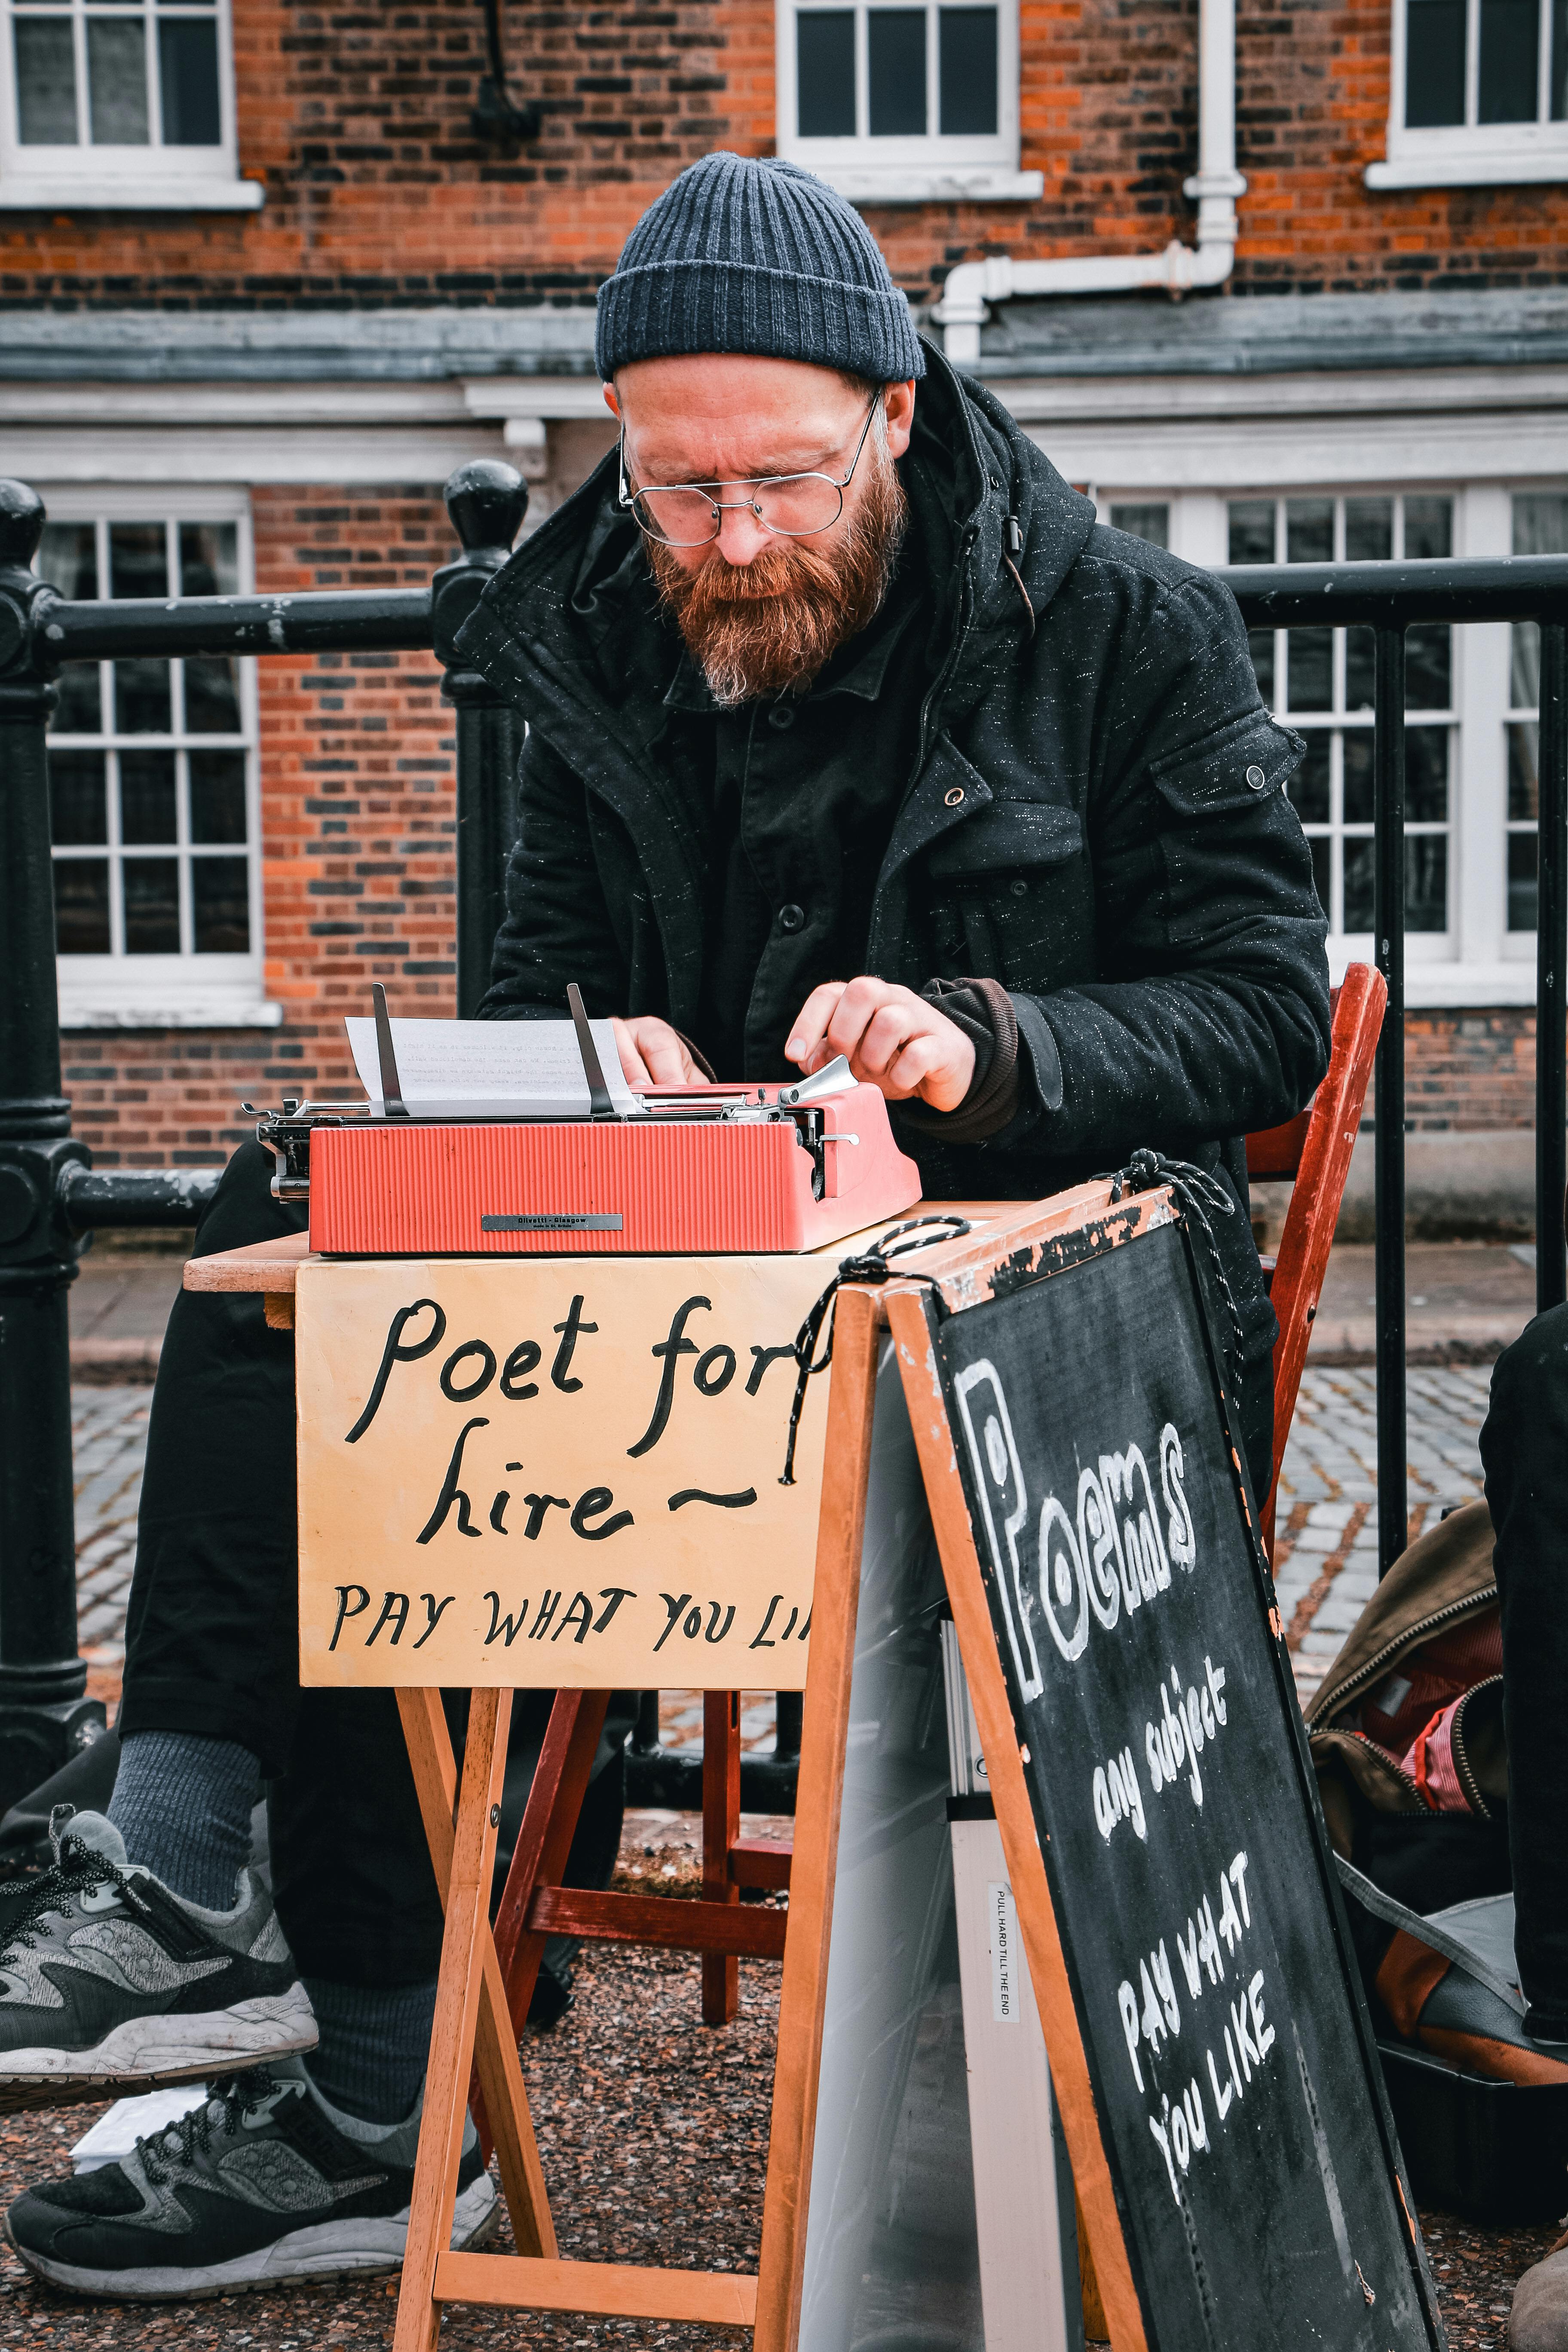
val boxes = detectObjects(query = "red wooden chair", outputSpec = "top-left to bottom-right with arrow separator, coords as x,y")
1246,961 -> 1387,1562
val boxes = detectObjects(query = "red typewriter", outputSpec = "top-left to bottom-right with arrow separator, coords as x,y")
254,986 -> 923,1257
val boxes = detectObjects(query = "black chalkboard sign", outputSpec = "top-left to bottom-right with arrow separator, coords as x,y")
913,1214 -> 1443,2352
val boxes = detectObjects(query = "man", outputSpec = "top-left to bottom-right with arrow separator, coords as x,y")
1,150 -> 1329,2300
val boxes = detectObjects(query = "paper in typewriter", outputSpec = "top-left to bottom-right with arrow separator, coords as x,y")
344,1016 -> 645,1119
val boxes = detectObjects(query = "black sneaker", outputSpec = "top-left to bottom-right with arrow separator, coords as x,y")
0,1812 -> 315,2113
6,2061 -> 499,2299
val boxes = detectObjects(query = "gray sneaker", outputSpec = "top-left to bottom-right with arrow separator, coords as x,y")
5,2060 -> 499,2300
0,1812 -> 315,2113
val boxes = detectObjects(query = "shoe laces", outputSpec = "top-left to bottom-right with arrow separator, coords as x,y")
136,2070 -> 291,2186
0,1819 -> 151,1962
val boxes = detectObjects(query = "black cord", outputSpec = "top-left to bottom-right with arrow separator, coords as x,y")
473,0 -> 540,143
1118,1147 -> 1246,1390
779,1214 -> 972,1485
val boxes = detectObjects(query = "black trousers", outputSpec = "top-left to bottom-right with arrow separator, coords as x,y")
1479,1305 -> 1568,2034
120,1143 -> 627,1989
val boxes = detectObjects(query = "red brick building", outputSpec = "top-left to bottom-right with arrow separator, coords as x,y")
2,0 -> 1565,1224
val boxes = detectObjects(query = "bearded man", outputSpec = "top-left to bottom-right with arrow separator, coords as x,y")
0,153 -> 1329,2302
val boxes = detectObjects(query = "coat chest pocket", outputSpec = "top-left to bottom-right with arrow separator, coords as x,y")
924,801 -> 1087,980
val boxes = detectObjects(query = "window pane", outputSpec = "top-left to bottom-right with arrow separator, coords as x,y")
1344,839 -> 1375,931
1407,724 -> 1449,821
157,15 -> 220,141
1344,499 -> 1393,562
1228,501 -> 1275,564
1287,628 -> 1332,712
1406,836 -> 1448,931
179,521 -> 238,598
1286,499 -> 1334,564
1246,627 -> 1276,705
86,16 -> 149,143
1554,0 -> 1567,112
37,522 -> 97,601
1509,830 -> 1540,929
1310,836 -> 1332,923
1513,620 -> 1540,710
122,858 -> 180,954
15,17 -> 77,142
1404,495 -> 1453,558
49,752 -> 107,846
1109,502 -> 1169,548
183,655 -> 241,733
1290,734 -> 1330,824
1406,623 -> 1452,709
1514,493 -> 1568,554
1479,0 -> 1540,118
193,856 -> 251,952
1346,628 -> 1376,712
938,6 -> 996,132
50,666 -> 104,733
1509,720 -> 1540,820
108,522 -> 168,599
868,9 -> 927,132
114,659 -> 172,733
1406,0 -> 1467,121
54,860 -> 111,956
120,751 -> 177,844
190,750 -> 248,842
797,11 -> 856,134
1344,732 -> 1375,824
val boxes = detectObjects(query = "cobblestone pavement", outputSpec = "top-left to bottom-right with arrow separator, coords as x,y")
68,1387 -> 152,1687
1274,1363 -> 1493,1706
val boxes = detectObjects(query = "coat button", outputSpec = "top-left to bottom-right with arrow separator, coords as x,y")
1011,878 -> 1028,897
768,703 -> 796,731
778,903 -> 806,934
1245,763 -> 1268,791
944,786 -> 965,808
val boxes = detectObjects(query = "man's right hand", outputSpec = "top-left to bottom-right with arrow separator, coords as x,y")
612,1015 -> 704,1087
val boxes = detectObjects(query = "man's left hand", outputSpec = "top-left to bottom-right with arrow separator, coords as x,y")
786,978 -> 975,1112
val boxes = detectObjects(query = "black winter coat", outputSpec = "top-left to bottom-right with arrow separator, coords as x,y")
456,349 -> 1332,1479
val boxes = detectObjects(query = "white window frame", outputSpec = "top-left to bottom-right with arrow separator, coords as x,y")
1089,477 -> 1543,1008
775,0 -> 1041,202
34,482 -> 277,1031
0,0 -> 261,209
1366,0 -> 1568,186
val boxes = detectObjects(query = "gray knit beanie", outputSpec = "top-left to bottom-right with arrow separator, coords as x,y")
595,151 -> 925,385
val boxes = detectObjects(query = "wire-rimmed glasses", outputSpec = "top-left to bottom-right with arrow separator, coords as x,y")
618,394 -> 882,548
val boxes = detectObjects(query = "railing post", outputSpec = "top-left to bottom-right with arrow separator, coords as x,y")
0,481 -> 105,1804
1535,622 -> 1568,1315
432,462 -> 529,1020
1373,625 -> 1408,1576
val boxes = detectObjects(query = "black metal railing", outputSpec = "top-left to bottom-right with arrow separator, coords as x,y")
2,473 -> 1566,1803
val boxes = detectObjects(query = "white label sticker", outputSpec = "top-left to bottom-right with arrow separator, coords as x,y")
989,1880 -> 1020,2023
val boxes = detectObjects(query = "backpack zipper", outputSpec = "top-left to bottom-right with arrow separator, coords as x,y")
1308,1584 -> 1499,1726
1450,1673 -> 1504,1820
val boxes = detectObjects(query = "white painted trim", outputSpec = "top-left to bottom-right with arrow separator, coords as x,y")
58,984 -> 282,1029
7,421 -> 506,485
463,378 -> 611,422
806,165 -> 1042,202
1329,958 -> 1540,1007
1023,410 -> 1568,490
987,364 -> 1568,425
0,176 -> 262,209
1367,152 -> 1568,187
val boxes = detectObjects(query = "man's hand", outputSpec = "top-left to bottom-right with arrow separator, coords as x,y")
612,1015 -> 704,1087
786,978 -> 975,1112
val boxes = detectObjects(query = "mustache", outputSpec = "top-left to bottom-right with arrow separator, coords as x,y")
644,438 -> 909,708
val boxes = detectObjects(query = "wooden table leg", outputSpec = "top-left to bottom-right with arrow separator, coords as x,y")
493,1689 -> 611,2043
702,1689 -> 741,2025
396,1689 -> 557,2262
393,1688 -> 514,2352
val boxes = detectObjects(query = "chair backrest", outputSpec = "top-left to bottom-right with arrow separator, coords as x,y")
1248,963 -> 1387,1561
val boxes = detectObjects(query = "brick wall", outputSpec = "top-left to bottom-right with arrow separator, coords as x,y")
1400,1010 -> 1538,1132
6,0 -> 1568,322
63,485 -> 459,1170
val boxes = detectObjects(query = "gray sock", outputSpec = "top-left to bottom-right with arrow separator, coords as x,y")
106,1730 -> 261,1912
303,1976 -> 438,2125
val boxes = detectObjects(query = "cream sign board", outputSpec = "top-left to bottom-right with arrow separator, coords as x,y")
296,1255 -> 835,1690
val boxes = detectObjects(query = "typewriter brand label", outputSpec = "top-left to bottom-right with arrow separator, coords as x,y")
482,1213 -> 624,1232
294,1254 -> 835,1692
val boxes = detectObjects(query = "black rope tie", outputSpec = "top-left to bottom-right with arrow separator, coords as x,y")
779,1214 -> 972,1485
1118,1147 -> 1247,1392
